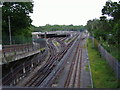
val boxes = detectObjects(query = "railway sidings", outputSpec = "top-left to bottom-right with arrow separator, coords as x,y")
2,32 -> 92,88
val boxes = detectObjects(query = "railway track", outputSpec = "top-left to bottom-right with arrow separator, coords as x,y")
46,34 -> 82,88
2,35 -> 80,87
24,38 -> 57,87
23,36 -> 77,87
23,37 -> 66,87
39,35 -> 79,87
64,35 -> 83,88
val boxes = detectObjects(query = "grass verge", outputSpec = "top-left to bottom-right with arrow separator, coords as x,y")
39,48 -> 45,52
87,38 -> 119,88
53,40 -> 60,47
65,37 -> 75,44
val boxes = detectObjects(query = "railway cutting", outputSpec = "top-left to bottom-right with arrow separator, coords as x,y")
2,31 -> 92,88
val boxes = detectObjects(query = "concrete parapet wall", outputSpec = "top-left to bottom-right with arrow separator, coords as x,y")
2,39 -> 47,65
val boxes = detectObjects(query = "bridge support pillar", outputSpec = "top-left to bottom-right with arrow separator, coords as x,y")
22,63 -> 26,77
31,60 -> 33,69
10,68 -> 16,86
16,76 -> 19,84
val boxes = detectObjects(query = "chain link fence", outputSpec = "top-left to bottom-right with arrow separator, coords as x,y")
2,36 -> 32,45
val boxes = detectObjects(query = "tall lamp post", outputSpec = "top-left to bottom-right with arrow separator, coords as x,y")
0,2 -> 3,45
8,16 -> 12,45
92,32 -> 94,47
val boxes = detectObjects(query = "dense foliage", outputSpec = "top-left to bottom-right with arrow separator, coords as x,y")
87,1 -> 120,45
87,1 -> 120,60
32,24 -> 86,32
2,2 -> 33,45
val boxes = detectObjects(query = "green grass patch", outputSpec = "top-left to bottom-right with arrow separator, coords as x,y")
85,64 -> 89,71
87,85 -> 92,88
65,38 -> 72,43
65,37 -> 75,44
39,48 -> 45,52
53,40 -> 60,47
87,39 -> 119,88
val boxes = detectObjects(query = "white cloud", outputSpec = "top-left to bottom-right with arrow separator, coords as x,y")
30,0 -> 119,26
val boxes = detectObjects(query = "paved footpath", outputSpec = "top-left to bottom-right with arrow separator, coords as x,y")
80,35 -> 93,88
80,43 -> 93,88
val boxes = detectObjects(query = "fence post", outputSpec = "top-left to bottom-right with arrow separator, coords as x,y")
32,45 -> 34,51
3,51 -> 6,58
27,47 -> 29,52
14,49 -> 16,56
92,37 -> 94,47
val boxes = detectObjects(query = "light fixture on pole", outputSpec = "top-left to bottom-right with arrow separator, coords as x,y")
0,2 -> 3,7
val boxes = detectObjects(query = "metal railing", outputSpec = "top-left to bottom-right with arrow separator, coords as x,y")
2,44 -> 41,64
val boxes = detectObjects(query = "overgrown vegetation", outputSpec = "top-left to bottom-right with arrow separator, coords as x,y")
87,39 -> 119,88
86,1 -> 120,62
101,41 -> 120,62
92,38 -> 120,61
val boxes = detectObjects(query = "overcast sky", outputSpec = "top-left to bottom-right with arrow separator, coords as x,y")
30,0 -> 118,27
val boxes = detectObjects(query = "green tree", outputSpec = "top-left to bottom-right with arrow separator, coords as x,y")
86,0 -> 120,61
2,2 -> 33,45
102,1 -> 120,22
87,17 -> 112,41
102,1 -> 120,45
